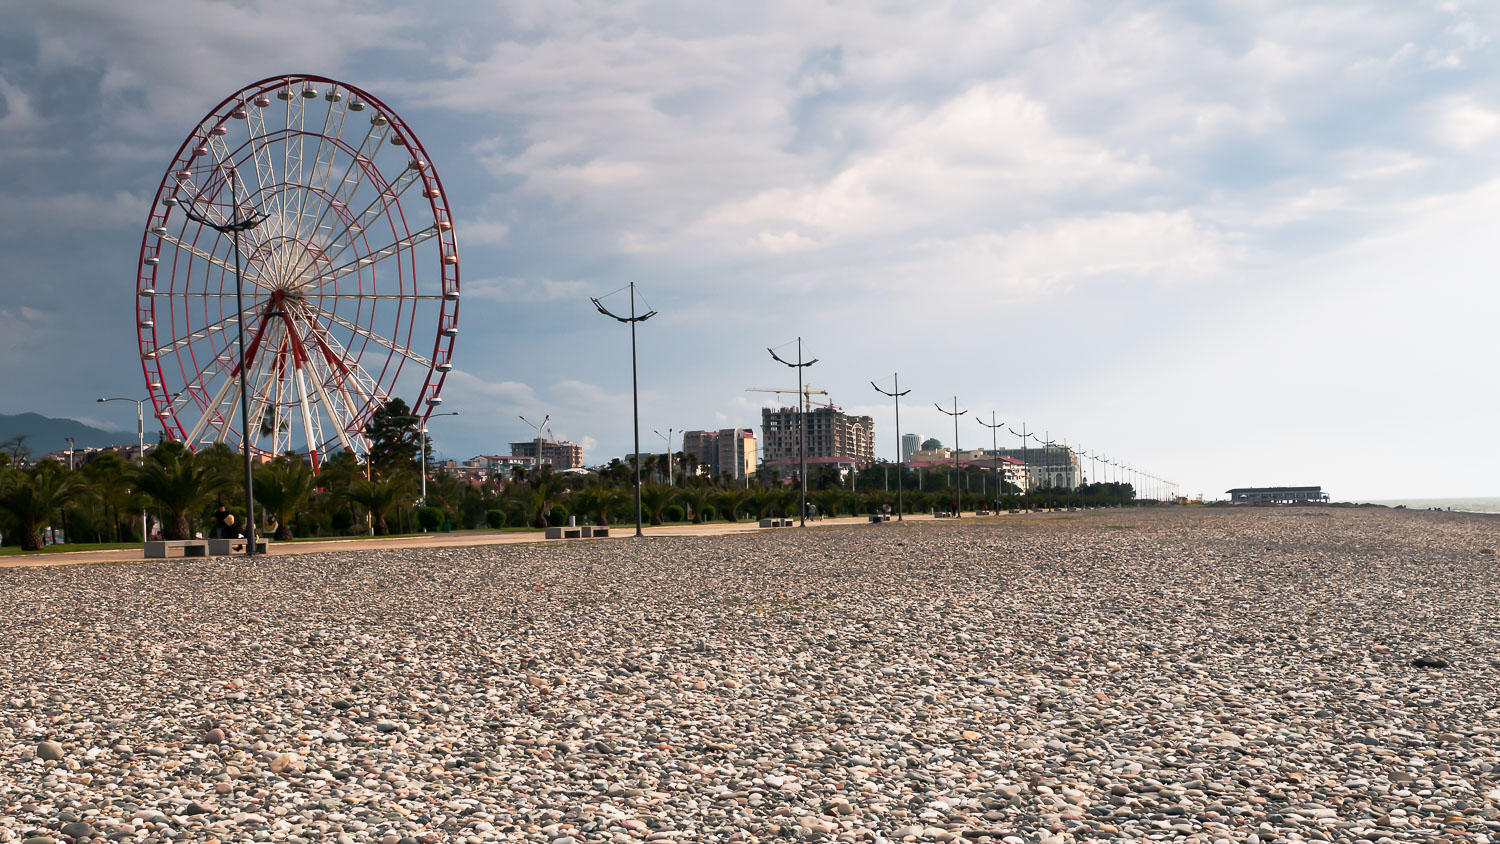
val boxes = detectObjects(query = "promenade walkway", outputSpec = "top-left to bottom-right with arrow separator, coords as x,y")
0,513 -> 956,569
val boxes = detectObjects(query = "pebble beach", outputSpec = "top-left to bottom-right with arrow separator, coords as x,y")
2,507 -> 1499,844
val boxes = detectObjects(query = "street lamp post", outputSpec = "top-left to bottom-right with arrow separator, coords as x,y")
934,397 -> 967,517
518,414 -> 550,479
177,168 -> 267,555
97,397 -> 148,541
653,428 -> 675,485
871,373 -> 911,521
417,412 -> 459,506
1008,424 -> 1034,510
769,339 -> 818,527
976,412 -> 1005,510
592,283 -> 657,537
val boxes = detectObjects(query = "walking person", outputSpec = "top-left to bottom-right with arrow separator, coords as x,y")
212,504 -> 230,539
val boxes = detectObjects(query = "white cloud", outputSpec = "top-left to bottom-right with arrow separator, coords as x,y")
1431,96 -> 1500,149
464,276 -> 591,303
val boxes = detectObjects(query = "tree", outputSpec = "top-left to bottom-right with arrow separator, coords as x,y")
346,474 -> 412,535
749,487 -> 780,520
0,461 -> 85,551
811,488 -> 844,519
675,486 -> 712,524
135,448 -> 219,540
82,450 -> 139,541
713,488 -> 752,522
920,438 -> 942,451
364,398 -> 431,476
1,434 -> 31,462
639,483 -> 676,525
254,457 -> 316,540
574,485 -> 627,526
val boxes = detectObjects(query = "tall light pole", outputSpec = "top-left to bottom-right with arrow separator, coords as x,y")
769,339 -> 817,527
654,428 -> 675,485
98,397 -> 148,541
418,411 -> 459,506
1009,423 -> 1029,510
519,414 -> 550,478
871,373 -> 910,521
934,397 -> 967,517
592,283 -> 657,537
976,412 -> 1005,509
177,168 -> 267,555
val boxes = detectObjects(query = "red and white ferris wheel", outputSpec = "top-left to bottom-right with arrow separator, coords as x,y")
135,74 -> 458,467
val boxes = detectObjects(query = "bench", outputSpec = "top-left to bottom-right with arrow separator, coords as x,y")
544,526 -> 584,539
144,540 -> 208,559
207,537 -> 268,555
580,526 -> 610,538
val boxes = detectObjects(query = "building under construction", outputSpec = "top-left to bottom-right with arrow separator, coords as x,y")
507,439 -> 584,470
760,404 -> 875,465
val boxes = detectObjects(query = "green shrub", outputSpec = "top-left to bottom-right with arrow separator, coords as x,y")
699,505 -> 716,522
417,506 -> 443,531
664,504 -> 685,523
485,509 -> 506,529
547,504 -> 571,527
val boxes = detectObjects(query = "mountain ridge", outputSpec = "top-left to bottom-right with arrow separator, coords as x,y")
0,412 -> 143,455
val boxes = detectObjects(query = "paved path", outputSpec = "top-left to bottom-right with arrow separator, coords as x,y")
2,512 -> 1029,569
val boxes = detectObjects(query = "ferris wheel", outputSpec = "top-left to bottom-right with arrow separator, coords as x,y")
135,74 -> 458,467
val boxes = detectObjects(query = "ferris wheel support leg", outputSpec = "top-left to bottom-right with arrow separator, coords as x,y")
294,363 -> 320,459
185,371 -> 242,447
305,356 -> 361,455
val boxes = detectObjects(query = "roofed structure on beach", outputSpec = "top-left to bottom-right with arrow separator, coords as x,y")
1226,486 -> 1329,504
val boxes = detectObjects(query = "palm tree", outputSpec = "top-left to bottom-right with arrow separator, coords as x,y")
0,461 -> 85,551
713,488 -> 752,522
574,485 -> 627,526
811,489 -> 844,520
254,457 -> 315,540
82,450 -> 140,541
346,474 -> 411,536
135,449 -> 218,540
749,487 -> 779,520
675,486 -> 712,524
639,483 -> 676,525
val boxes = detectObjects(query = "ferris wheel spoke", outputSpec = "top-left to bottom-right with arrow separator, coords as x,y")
243,104 -> 292,258
298,224 -> 439,294
310,166 -> 427,272
290,95 -> 344,252
148,301 -> 265,359
154,231 -> 265,284
292,309 -> 386,414
183,368 -> 242,447
240,323 -> 288,449
311,309 -> 432,368
302,120 -> 389,275
203,134 -> 272,254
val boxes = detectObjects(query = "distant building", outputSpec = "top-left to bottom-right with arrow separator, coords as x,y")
904,450 -> 1028,492
760,406 -> 875,465
986,446 -> 1082,491
1226,486 -> 1328,504
508,439 -> 583,470
682,428 -> 757,480
900,433 -> 921,462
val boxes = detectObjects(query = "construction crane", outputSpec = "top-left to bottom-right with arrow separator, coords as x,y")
745,387 -> 840,411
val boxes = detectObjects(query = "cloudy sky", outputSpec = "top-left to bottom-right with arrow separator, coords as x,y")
3,0 -> 1499,500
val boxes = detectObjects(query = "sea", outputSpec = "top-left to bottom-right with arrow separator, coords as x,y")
1361,497 -> 1500,515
